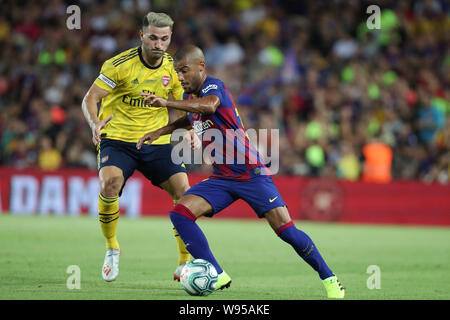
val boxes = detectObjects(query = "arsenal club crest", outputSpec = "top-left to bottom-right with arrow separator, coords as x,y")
161,75 -> 171,87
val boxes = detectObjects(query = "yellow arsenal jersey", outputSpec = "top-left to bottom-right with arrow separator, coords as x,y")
94,46 -> 184,144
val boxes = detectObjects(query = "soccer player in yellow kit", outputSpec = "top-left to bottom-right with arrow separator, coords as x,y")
82,12 -> 191,282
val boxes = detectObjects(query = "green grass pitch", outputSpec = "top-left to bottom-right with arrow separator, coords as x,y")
1,214 -> 449,300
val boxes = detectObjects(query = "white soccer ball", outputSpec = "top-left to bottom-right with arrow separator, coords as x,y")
180,259 -> 218,296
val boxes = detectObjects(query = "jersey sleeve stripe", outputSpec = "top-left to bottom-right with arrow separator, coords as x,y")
112,52 -> 139,67
112,49 -> 138,65
112,48 -> 138,65
163,53 -> 173,61
113,52 -> 139,66
97,74 -> 117,89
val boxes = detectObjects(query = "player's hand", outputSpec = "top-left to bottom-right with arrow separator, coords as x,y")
184,129 -> 201,150
92,115 -> 113,146
140,92 -> 168,108
136,130 -> 161,150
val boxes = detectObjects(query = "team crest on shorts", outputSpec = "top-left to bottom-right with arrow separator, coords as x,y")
101,155 -> 109,163
161,75 -> 171,87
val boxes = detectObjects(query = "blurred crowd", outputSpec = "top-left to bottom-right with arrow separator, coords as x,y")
0,0 -> 449,184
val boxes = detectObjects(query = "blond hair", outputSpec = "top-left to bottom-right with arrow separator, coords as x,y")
142,12 -> 174,30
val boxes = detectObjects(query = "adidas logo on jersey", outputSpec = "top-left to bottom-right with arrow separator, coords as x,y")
132,78 -> 139,84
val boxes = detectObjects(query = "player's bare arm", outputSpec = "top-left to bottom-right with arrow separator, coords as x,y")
140,92 -> 220,114
136,115 -> 191,150
82,83 -> 113,146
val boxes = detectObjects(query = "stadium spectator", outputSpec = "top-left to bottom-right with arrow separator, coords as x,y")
361,137 -> 393,183
0,0 -> 448,185
337,141 -> 361,181
38,134 -> 62,171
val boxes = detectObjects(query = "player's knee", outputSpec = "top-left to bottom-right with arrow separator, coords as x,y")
274,221 -> 295,236
101,175 -> 124,197
265,206 -> 292,232
170,203 -> 197,222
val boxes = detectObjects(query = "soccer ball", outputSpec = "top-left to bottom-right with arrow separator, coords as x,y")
180,259 -> 218,296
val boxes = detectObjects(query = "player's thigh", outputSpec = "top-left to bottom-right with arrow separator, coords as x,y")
183,178 -> 236,217
264,206 -> 292,232
236,175 -> 286,219
160,172 -> 190,200
97,139 -> 138,196
137,144 -> 187,190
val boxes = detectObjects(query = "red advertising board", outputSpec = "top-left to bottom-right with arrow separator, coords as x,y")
0,167 -> 449,226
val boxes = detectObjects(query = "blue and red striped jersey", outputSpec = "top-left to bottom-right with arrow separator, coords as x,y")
185,76 -> 271,181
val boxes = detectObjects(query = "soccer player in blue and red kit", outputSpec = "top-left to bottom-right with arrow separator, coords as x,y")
137,45 -> 345,298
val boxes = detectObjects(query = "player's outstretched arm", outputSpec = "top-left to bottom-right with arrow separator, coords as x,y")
140,91 -> 220,114
82,83 -> 113,146
136,115 -> 191,150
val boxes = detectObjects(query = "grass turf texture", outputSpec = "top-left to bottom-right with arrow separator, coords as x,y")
0,214 -> 449,300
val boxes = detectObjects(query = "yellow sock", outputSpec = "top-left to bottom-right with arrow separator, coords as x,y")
173,199 -> 191,265
173,227 -> 191,265
98,193 -> 120,250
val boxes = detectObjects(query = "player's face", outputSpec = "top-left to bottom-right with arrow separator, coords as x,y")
174,58 -> 204,94
140,25 -> 172,60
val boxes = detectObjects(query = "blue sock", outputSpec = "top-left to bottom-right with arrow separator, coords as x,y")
169,205 -> 223,274
277,222 -> 334,280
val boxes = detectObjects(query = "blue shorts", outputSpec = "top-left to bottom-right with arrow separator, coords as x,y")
184,175 -> 286,218
97,138 -> 186,194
